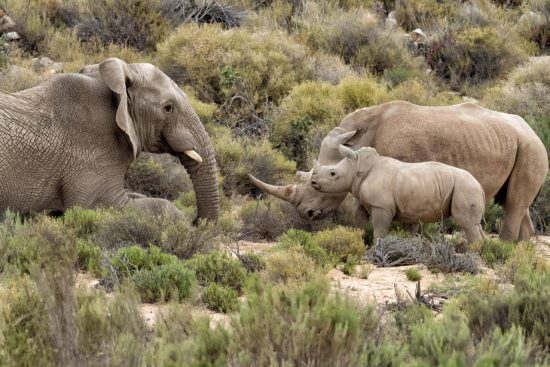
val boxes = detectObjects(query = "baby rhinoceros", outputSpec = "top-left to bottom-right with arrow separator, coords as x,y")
310,145 -> 485,243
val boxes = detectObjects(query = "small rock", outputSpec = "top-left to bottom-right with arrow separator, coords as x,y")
3,31 -> 19,41
31,56 -> 65,74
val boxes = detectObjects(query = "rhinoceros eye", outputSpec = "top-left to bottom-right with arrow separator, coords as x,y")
329,170 -> 336,177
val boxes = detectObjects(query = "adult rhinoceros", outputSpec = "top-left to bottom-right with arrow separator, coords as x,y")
250,101 -> 548,242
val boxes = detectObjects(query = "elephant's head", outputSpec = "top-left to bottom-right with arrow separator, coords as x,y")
93,58 -> 220,220
249,129 -> 360,219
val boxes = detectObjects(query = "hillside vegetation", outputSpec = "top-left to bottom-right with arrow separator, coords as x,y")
0,0 -> 549,365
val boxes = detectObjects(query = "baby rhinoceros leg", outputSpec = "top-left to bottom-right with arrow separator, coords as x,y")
449,175 -> 485,243
371,207 -> 395,241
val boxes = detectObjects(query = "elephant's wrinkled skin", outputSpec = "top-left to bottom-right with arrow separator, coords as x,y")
311,146 -> 485,243
0,58 -> 219,220
250,101 -> 548,242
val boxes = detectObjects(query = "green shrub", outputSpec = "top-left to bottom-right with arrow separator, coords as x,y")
263,248 -> 319,284
462,268 -> 550,349
340,254 -> 359,276
235,139 -> 296,195
156,23 -> 314,132
132,262 -> 197,303
0,212 -> 41,275
405,267 -> 422,281
229,277 -> 379,366
201,283 -> 240,313
148,305 -> 229,366
125,153 -> 192,201
278,229 -> 333,268
110,245 -> 178,278
520,0 -> 550,51
271,81 -> 344,169
477,238 -> 514,267
409,304 -> 470,365
496,241 -> 549,284
313,226 -> 365,263
474,325 -> 535,366
0,276 -> 55,366
186,251 -> 247,291
63,207 -> 103,238
76,240 -> 104,278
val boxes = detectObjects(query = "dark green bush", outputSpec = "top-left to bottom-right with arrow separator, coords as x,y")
0,212 -> 40,275
132,262 -> 197,303
405,267 -> 422,281
186,251 -> 247,291
110,245 -> 177,278
201,283 -> 240,313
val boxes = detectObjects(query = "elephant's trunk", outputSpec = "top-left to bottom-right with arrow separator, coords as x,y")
172,114 -> 220,221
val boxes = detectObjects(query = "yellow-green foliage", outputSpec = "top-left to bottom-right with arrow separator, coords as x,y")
263,248 -> 318,284
156,23 -> 314,117
394,0 -> 454,31
313,225 -> 365,262
405,266 -> 422,281
209,125 -> 295,194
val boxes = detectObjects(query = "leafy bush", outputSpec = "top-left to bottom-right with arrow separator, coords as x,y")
313,226 -> 365,263
409,304 -> 470,365
63,207 -> 103,238
76,240 -> 104,278
462,268 -> 550,349
405,267 -> 422,281
476,238 -> 514,267
495,241 -> 549,283
302,8 -> 424,74
159,219 -> 219,259
148,304 -> 229,366
186,251 -> 247,291
0,212 -> 41,275
201,283 -> 240,313
278,229 -> 333,268
132,262 -> 197,302
110,245 -> 177,278
425,24 -> 529,88
156,23 -> 314,133
263,248 -> 318,284
125,153 -> 192,200
229,278 -> 379,366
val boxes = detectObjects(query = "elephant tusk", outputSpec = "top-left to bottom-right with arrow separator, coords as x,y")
184,150 -> 203,164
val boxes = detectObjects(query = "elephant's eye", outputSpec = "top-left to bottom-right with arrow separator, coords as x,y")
163,104 -> 174,114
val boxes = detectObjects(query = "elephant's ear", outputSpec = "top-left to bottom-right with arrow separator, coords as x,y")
99,58 -> 139,159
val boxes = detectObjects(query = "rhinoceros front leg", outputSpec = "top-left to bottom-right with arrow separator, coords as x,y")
371,207 -> 394,242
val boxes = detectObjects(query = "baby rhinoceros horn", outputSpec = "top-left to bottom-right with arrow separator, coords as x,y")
339,144 -> 359,160
248,174 -> 297,202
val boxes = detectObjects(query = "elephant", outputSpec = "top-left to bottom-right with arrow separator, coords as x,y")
250,101 -> 548,242
311,145 -> 485,243
0,57 -> 219,221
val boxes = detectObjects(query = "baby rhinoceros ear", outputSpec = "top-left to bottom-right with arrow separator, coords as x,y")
339,144 -> 358,161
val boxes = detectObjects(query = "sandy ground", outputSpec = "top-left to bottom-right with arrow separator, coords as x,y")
74,235 -> 550,329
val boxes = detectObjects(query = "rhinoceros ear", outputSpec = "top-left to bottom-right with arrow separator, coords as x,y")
339,144 -> 358,160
